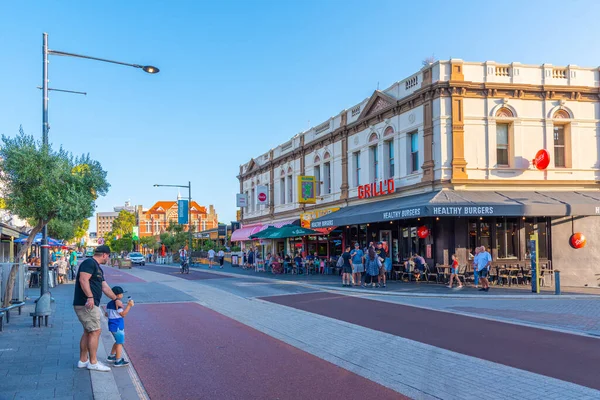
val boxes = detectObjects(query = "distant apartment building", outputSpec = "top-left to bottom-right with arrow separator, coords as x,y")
96,201 -> 136,238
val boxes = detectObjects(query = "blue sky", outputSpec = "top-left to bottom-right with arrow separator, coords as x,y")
1,0 -> 599,232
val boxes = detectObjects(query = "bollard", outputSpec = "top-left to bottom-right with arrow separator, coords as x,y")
554,270 -> 561,295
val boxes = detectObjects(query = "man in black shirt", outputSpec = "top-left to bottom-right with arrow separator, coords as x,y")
73,245 -> 117,372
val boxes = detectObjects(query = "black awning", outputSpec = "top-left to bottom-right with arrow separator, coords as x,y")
310,190 -> 600,228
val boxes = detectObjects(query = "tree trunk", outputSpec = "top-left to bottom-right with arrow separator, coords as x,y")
2,221 -> 44,307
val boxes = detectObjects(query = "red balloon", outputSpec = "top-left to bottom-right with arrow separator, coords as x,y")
532,149 -> 550,170
417,226 -> 429,239
570,233 -> 586,249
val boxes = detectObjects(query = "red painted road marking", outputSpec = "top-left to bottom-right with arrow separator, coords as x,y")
140,265 -> 231,281
261,291 -> 600,390
102,265 -> 146,283
125,302 -> 406,400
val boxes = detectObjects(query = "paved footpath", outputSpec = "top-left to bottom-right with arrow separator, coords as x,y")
4,263 -> 600,400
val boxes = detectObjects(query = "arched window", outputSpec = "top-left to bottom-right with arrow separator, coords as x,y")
495,108 -> 514,167
552,110 -> 572,168
313,155 -> 321,164
553,109 -> 570,119
368,132 -> 379,143
323,152 -> 330,160
495,107 -> 514,118
384,126 -> 394,136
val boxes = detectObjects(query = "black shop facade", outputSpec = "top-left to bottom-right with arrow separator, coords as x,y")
310,188 -> 600,286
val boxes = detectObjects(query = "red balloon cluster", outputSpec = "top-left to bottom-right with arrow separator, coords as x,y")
570,233 -> 586,249
532,149 -> 550,170
417,226 -> 429,239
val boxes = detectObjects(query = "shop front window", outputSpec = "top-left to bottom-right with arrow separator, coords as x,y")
479,221 -> 491,251
495,218 -> 518,259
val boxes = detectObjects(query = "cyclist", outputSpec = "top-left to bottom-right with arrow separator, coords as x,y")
179,247 -> 189,274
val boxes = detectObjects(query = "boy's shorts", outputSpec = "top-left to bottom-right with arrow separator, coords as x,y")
110,328 -> 125,345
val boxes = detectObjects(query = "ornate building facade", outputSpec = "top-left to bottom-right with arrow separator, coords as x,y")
237,59 -> 600,287
139,201 -> 218,237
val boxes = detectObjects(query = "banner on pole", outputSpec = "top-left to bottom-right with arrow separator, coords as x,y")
178,199 -> 189,224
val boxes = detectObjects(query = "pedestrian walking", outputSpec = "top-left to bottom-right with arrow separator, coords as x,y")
208,248 -> 216,268
105,286 -> 134,367
447,254 -> 463,289
340,246 -> 353,286
69,250 -> 78,281
350,243 -> 364,286
218,249 -> 225,268
472,247 -> 480,288
73,245 -> 118,372
477,246 -> 492,292
376,242 -> 388,288
57,256 -> 68,284
363,246 -> 381,288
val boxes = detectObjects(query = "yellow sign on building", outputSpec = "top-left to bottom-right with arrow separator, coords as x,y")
297,176 -> 316,204
300,207 -> 340,228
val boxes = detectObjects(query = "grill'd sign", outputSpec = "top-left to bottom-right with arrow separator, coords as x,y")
358,179 -> 395,199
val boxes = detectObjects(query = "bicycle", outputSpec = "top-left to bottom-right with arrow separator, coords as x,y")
180,258 -> 189,274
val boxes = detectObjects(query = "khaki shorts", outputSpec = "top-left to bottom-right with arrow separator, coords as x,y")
74,305 -> 102,332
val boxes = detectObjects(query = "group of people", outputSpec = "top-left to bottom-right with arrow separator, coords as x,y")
338,242 -> 391,288
28,249 -> 79,285
73,245 -> 134,372
446,246 -> 492,290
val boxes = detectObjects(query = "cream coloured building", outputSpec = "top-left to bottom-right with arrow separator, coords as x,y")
236,60 -> 600,287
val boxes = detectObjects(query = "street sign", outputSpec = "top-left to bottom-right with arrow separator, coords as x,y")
298,176 -> 316,204
231,221 -> 240,232
530,233 -> 539,293
218,224 -> 227,237
257,185 -> 268,204
236,193 -> 247,208
132,227 -> 139,241
178,199 -> 189,224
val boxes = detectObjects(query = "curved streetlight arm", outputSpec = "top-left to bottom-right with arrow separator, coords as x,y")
49,49 -> 143,69
154,184 -> 190,189
48,49 -> 159,73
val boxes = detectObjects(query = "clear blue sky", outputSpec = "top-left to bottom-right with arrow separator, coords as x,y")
1,0 -> 599,232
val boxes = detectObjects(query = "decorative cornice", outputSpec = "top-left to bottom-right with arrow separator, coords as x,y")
239,80 -> 600,181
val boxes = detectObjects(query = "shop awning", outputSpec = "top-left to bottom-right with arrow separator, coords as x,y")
231,219 -> 300,242
230,225 -> 265,242
310,190 -> 600,228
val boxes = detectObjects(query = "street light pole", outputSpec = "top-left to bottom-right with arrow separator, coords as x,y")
153,183 -> 193,258
39,32 -> 159,296
40,33 -> 49,294
189,181 -> 193,255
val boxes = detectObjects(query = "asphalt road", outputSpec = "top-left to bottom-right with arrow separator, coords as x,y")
261,291 -> 600,391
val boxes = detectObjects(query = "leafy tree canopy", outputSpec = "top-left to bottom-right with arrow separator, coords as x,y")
0,128 -> 109,306
111,210 -> 136,238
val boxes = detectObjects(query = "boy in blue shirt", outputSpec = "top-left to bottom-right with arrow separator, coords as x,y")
105,286 -> 134,367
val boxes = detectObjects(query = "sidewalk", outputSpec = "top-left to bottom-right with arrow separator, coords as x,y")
0,280 -> 147,400
0,282 -> 93,400
165,260 -> 600,299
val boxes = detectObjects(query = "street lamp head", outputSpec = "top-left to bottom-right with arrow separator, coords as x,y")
143,65 -> 159,74
153,184 -> 159,187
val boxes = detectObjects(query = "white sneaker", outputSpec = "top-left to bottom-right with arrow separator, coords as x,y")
87,361 -> 111,372
77,360 -> 89,369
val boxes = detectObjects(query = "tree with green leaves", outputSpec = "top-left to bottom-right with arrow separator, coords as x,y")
0,129 -> 109,306
140,235 -> 158,252
111,210 -> 136,238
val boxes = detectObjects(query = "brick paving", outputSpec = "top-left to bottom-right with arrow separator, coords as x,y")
0,282 -> 93,400
128,266 -> 600,400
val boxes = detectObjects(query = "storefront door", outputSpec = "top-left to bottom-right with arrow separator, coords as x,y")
379,230 -> 392,259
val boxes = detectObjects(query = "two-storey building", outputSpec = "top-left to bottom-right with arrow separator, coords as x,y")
236,59 -> 600,287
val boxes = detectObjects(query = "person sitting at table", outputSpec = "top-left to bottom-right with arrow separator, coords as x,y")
294,253 -> 303,274
412,254 -> 426,281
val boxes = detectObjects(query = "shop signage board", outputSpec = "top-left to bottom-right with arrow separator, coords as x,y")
256,185 -> 268,205
178,200 -> 189,225
236,193 -> 248,208
358,179 -> 395,199
298,176 -> 316,204
132,227 -> 139,241
218,224 -> 227,237
300,207 -> 340,228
